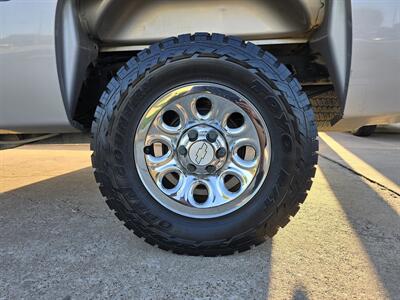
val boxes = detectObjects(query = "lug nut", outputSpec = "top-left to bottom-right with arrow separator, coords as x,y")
188,130 -> 198,141
178,145 -> 187,156
206,165 -> 216,173
206,130 -> 218,143
187,164 -> 196,172
143,146 -> 152,155
216,147 -> 226,158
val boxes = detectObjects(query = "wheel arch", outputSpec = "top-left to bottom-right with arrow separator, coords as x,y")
54,0 -> 352,130
310,0 -> 353,112
54,0 -> 98,129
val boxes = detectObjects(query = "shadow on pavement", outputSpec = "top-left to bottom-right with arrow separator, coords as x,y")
319,161 -> 400,300
2,151 -> 398,298
0,167 -> 273,299
291,286 -> 310,300
319,132 -> 400,190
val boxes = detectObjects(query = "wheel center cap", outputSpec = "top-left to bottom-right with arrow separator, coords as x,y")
189,141 -> 214,166
176,124 -> 228,174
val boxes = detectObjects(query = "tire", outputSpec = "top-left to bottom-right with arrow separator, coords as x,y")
352,125 -> 377,137
309,90 -> 342,129
91,33 -> 318,256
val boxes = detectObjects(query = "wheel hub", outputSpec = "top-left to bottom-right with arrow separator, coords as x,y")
177,125 -> 227,175
134,83 -> 271,218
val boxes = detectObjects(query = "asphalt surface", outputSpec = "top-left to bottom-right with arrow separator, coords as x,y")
0,132 -> 399,299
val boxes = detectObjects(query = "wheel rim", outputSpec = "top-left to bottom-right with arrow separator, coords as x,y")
134,83 -> 271,218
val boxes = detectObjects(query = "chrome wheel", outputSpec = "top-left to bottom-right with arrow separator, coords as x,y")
134,83 -> 271,218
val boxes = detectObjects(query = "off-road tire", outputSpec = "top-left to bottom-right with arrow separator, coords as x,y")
310,90 -> 342,129
91,33 -> 318,256
352,125 -> 377,137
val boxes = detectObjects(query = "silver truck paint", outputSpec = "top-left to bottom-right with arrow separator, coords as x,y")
0,0 -> 399,133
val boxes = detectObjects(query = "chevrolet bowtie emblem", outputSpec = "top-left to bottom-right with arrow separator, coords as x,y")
195,142 -> 208,164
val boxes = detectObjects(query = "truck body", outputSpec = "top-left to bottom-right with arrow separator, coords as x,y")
1,0 -> 399,133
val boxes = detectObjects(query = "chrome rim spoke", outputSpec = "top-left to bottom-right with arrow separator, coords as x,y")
151,157 -> 179,175
174,96 -> 200,126
209,95 -> 236,123
223,162 -> 254,187
229,138 -> 260,170
176,175 -> 196,203
151,114 -> 181,143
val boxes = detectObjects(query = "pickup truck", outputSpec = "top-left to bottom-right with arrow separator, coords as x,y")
1,0 -> 399,255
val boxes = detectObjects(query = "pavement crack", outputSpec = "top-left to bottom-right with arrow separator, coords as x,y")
59,199 -> 111,220
319,154 -> 400,197
70,206 -> 111,220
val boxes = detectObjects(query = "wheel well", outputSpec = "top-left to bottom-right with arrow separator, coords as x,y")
72,54 -> 128,128
72,42 -> 341,130
78,0 -> 323,45
64,0 -> 349,130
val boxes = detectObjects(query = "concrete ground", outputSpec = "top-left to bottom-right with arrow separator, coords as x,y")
0,132 -> 399,300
